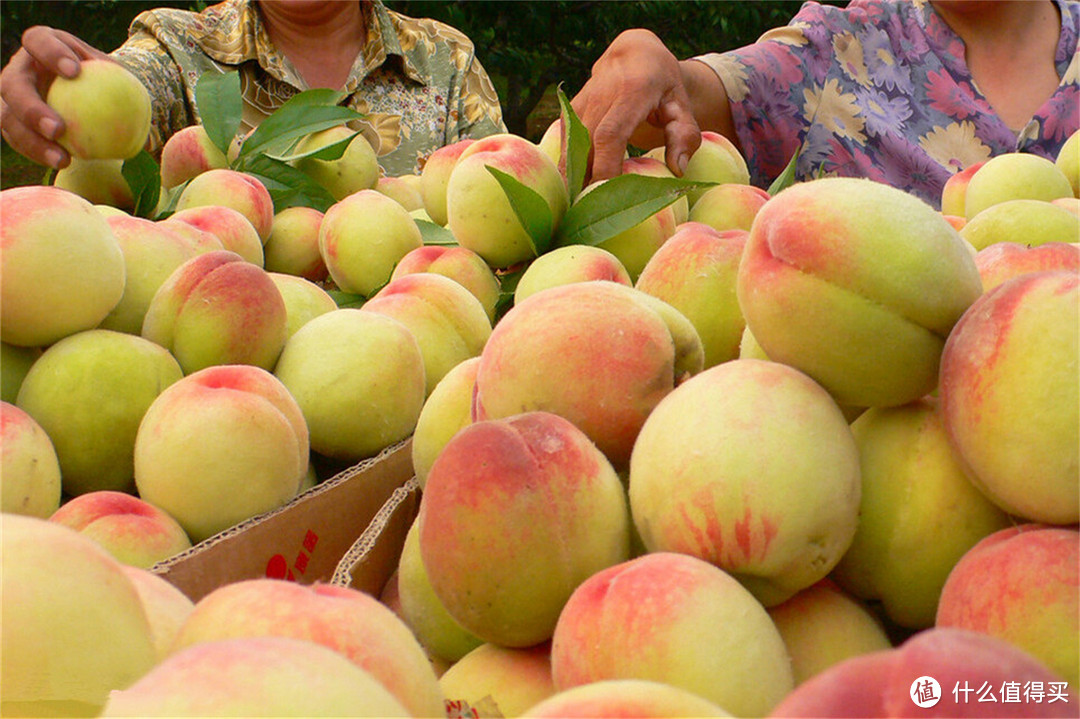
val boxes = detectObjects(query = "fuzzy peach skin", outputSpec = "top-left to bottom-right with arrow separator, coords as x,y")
1057,129 -> 1080,197
153,215 -> 225,254
418,411 -> 631,647
175,168 -> 275,242
768,580 -> 892,686
411,356 -> 480,489
262,205 -> 327,281
769,627 -> 1078,718
159,124 -> 229,190
959,199 -> 1080,251
0,185 -> 126,347
391,244 -> 502,323
54,158 -> 134,210
831,398 -> 1013,629
291,125 -> 380,201
736,177 -> 983,408
170,578 -> 445,717
688,182 -> 770,233
963,152 -> 1074,220
98,215 -> 201,335
133,365 -> 309,543
629,358 -> 860,607
141,250 -> 288,374
446,133 -> 569,268
318,188 -> 423,296
273,308 -> 426,461
45,58 -> 151,160
0,401 -> 62,518
636,222 -> 749,369
936,525 -> 1079,689
420,138 -> 475,226
514,244 -> 632,304
16,329 -> 184,496
940,161 -> 987,218
439,643 -> 557,717
551,551 -> 793,717
1,515 -> 157,718
119,564 -> 195,659
99,636 -> 410,717
473,281 -> 679,470
267,272 -> 338,338
522,679 -> 733,718
376,174 -> 425,211
673,130 -> 751,206
939,270 -> 1079,524
974,242 -> 1080,292
164,205 -> 265,266
362,273 -> 492,396
49,490 -> 192,569
396,518 -> 483,664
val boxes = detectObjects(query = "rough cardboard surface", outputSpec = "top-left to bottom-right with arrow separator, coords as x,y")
151,439 -> 414,602
332,475 -> 420,597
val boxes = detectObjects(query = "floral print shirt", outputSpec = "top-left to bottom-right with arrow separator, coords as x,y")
111,0 -> 505,177
697,0 -> 1080,208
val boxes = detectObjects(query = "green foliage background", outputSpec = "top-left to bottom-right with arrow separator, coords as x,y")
0,0 -> 824,189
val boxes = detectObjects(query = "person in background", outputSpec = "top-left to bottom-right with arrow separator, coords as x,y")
0,0 -> 505,177
573,0 -> 1079,209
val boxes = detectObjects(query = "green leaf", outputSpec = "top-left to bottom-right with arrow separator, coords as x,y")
493,266 -> 526,321
767,147 -> 801,196
486,166 -> 555,256
237,89 -> 364,161
327,290 -> 366,309
265,130 -> 357,163
152,180 -> 187,220
556,84 -> 590,202
416,220 -> 458,246
556,174 -> 710,248
195,71 -> 242,157
121,150 -> 162,219
240,154 -> 337,212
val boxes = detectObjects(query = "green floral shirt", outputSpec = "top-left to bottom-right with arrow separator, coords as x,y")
111,0 -> 505,176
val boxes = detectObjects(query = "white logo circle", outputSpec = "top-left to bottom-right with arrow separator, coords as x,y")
910,676 -> 942,708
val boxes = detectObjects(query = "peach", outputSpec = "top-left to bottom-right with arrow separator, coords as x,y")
98,215 -> 202,335
1057,130 -> 1080,197
0,342 -> 40,403
959,198 -> 1080,251
768,580 -> 892,686
737,177 -> 983,408
474,281 -> 679,470
630,290 -> 706,383
45,58 -> 151,160
831,398 -> 1013,629
770,627 -> 1078,717
390,244 -> 502,323
175,168 -> 274,242
411,356 -> 480,489
522,679 -> 733,718
152,215 -> 225,254
420,138 -> 475,226
54,157 -> 134,210
438,643 -> 557,717
376,173 -> 424,211
0,185 -> 126,347
16,329 -> 183,496
118,564 -> 196,659
396,518 -> 483,663
939,271 -> 1079,524
99,636 -> 410,717
291,125 -> 380,201
636,222 -> 748,368
0,401 -> 61,518
680,130 -> 751,205
629,359 -> 860,607
964,152 -> 1074,219
1053,196 -> 1080,215
165,205 -> 265,266
688,182 -> 770,233
262,205 -> 327,281
446,133 -> 569,268
418,411 -> 632,647
141,250 -> 288,374
159,124 -> 229,190
974,241 -> 1080,292
940,161 -> 988,218
513,244 -> 632,304
1,514 -> 157,717
170,578 -> 445,717
318,188 -> 423,296
267,271 -> 339,338
133,364 -> 309,543
49,490 -> 192,569
273,308 -> 426,461
362,272 -> 492,395
551,551 -> 793,716
937,525 -> 1079,689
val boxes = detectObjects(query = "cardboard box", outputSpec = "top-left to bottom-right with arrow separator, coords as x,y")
152,438 -> 416,602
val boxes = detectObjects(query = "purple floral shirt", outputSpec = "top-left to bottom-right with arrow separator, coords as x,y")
698,0 -> 1079,208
